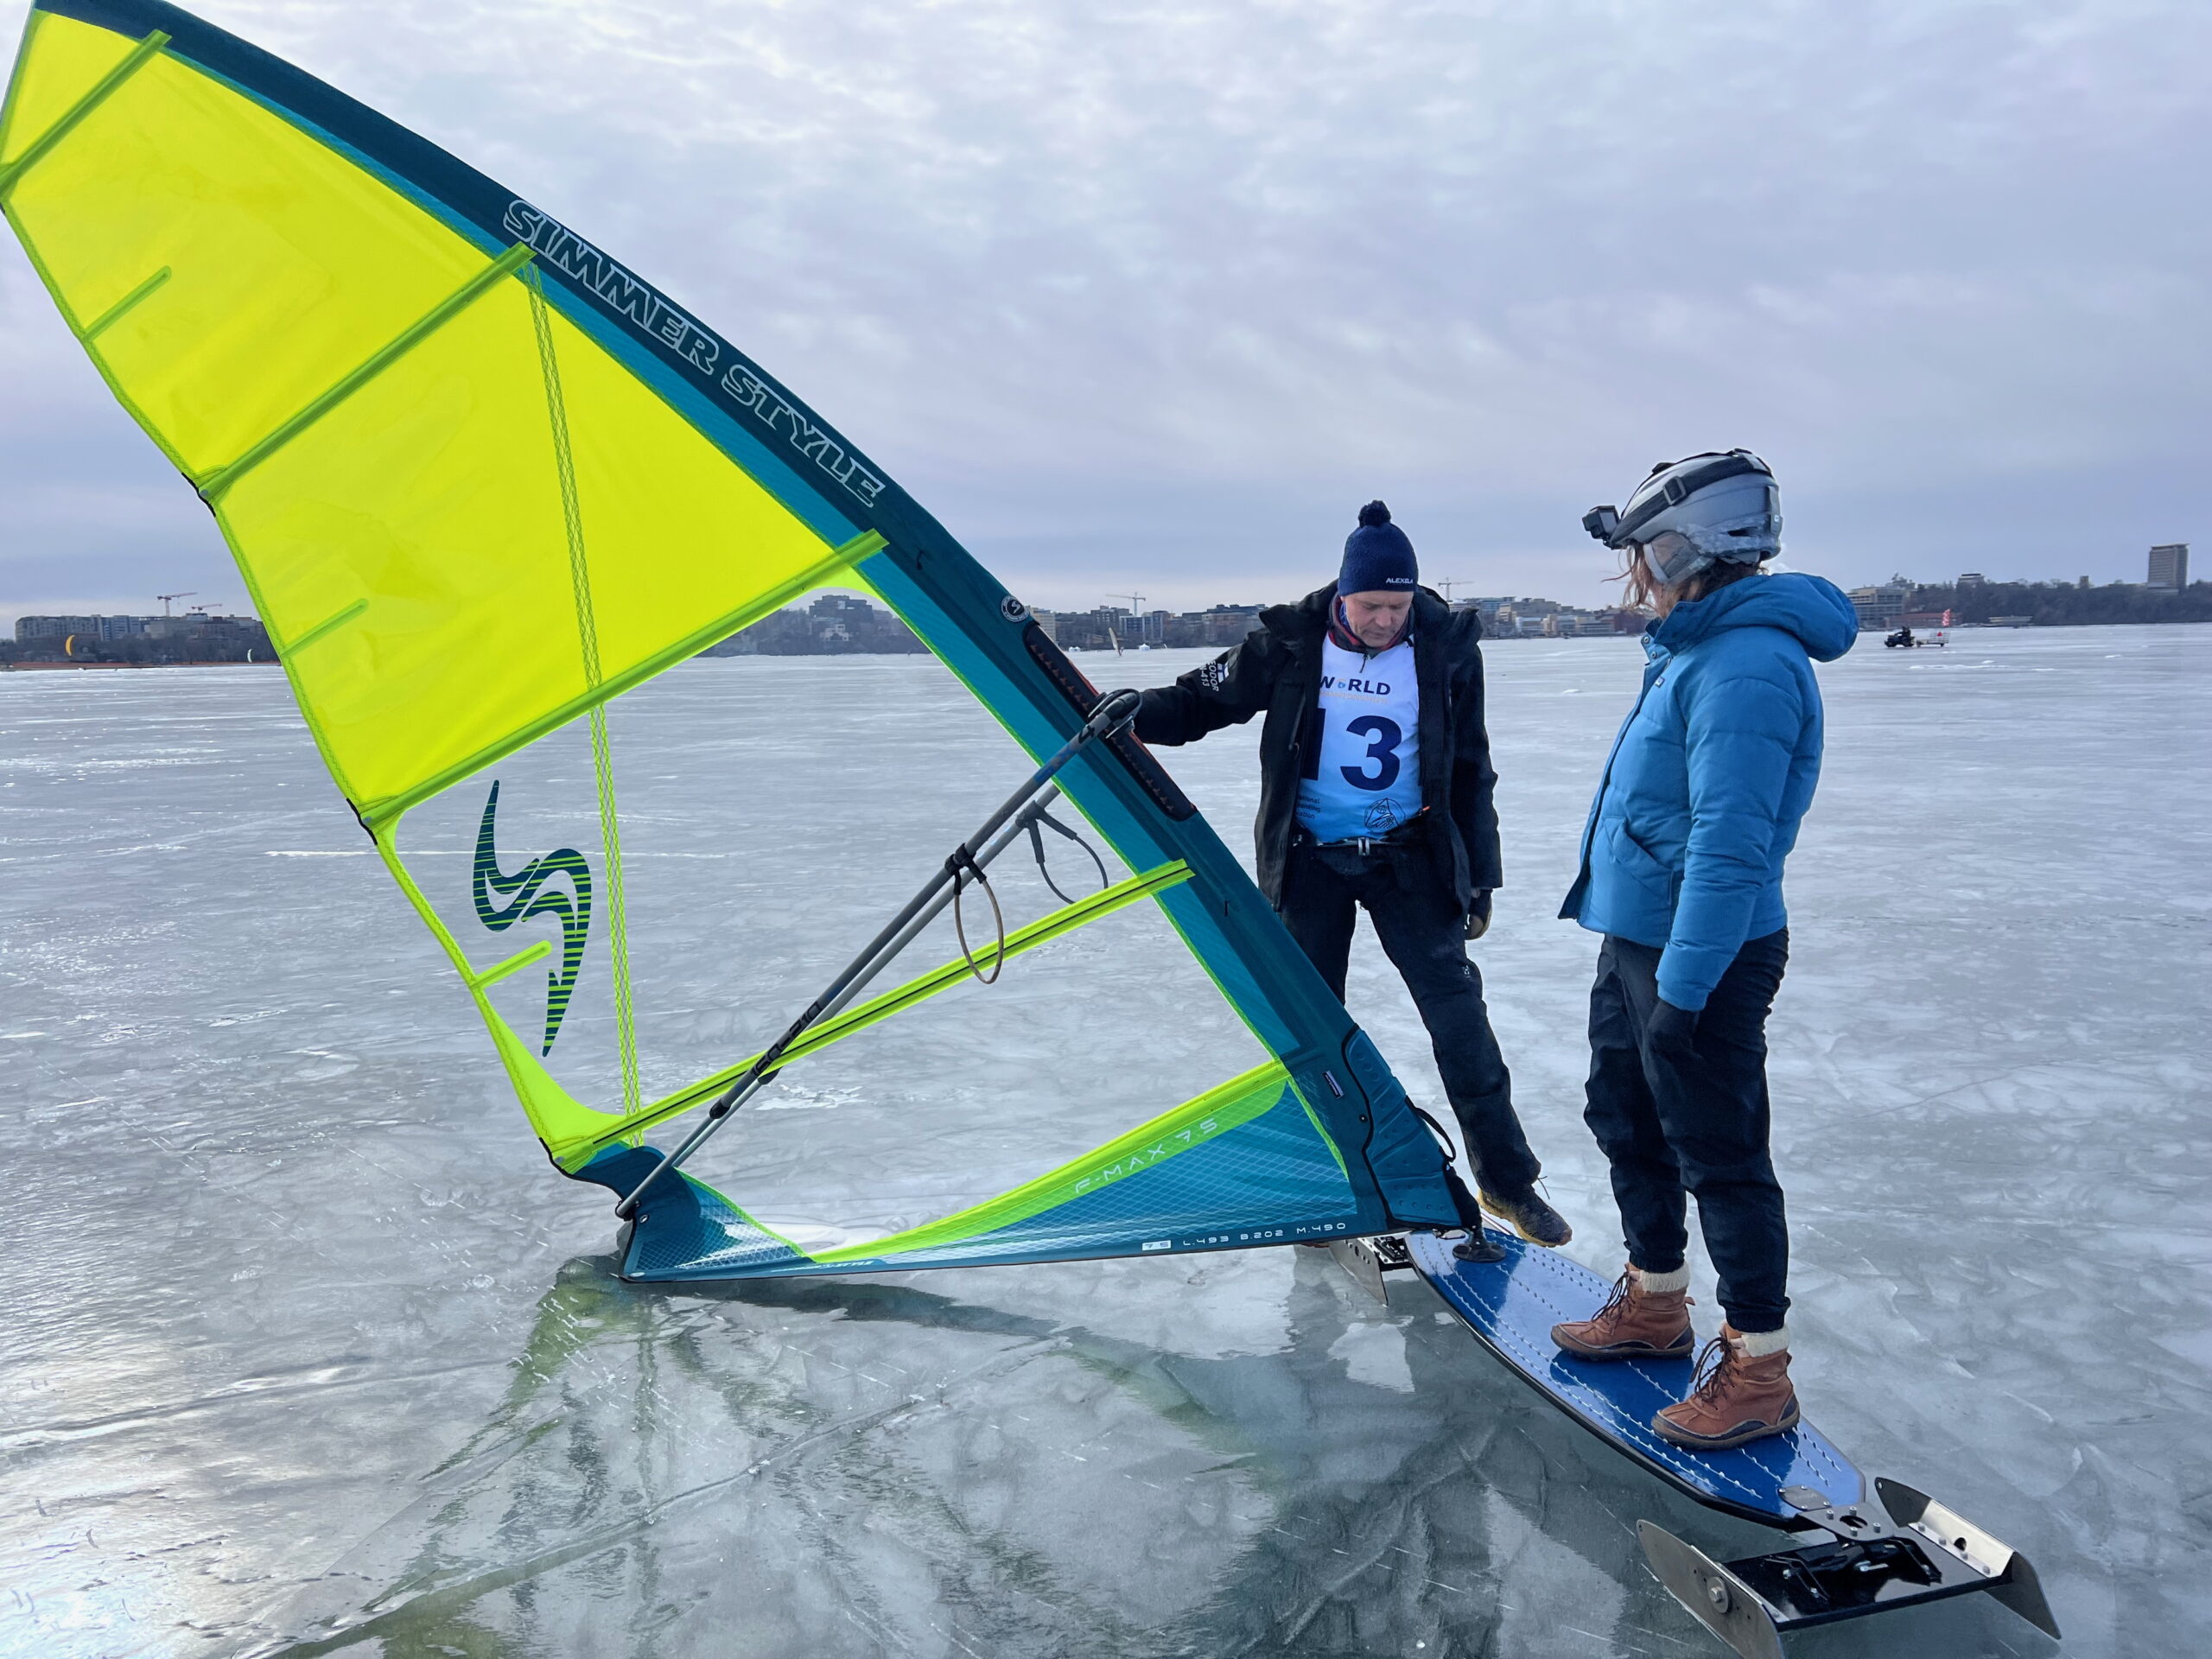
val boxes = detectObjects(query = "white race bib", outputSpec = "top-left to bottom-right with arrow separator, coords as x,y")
1296,637 -> 1422,841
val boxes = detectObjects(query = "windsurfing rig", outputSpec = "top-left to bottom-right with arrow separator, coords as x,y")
613,690 -> 1141,1222
3,0 -> 1471,1283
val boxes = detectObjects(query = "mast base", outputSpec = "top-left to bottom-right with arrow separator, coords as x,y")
1640,1478 -> 2059,1657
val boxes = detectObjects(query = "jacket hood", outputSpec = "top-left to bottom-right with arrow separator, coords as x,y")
1650,572 -> 1859,663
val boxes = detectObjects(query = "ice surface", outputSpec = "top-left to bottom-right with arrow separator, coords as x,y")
2,624 -> 2206,1657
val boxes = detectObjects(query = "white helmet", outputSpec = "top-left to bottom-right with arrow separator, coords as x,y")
1583,450 -> 1782,587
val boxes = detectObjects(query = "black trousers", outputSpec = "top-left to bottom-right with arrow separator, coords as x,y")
1582,929 -> 1791,1333
1278,840 -> 1542,1198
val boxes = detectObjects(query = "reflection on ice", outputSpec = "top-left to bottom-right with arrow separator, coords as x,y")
2,626 -> 2207,1656
247,1249 -> 1734,1659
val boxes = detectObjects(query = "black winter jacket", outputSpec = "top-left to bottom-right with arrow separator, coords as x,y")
1135,585 -> 1503,912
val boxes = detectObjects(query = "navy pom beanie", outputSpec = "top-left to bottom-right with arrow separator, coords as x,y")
1338,501 -> 1418,597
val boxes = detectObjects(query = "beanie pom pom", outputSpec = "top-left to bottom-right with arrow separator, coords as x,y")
1357,500 -> 1391,528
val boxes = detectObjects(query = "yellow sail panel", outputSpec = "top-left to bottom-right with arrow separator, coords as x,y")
4,16 -> 857,822
0,10 -> 136,162
5,14 -> 491,478
535,297 -> 855,683
211,283 -> 587,812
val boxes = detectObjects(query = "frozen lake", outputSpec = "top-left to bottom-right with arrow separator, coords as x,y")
3,622 -> 2206,1658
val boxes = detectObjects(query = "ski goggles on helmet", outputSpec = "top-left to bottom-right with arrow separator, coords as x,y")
1635,530 -> 1710,588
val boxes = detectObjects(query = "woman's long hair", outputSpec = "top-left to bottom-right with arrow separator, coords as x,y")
1617,549 -> 1761,619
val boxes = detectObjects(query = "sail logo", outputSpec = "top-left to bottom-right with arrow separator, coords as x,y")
474,782 -> 593,1055
1071,1116 -> 1222,1198
718,365 -> 887,508
501,200 -> 887,512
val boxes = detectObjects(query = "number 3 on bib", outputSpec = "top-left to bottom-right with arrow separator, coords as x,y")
1340,715 -> 1402,791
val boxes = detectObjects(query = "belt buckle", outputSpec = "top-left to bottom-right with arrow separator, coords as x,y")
1356,836 -> 1371,856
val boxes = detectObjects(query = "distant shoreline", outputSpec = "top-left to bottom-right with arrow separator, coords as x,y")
1,659 -> 284,672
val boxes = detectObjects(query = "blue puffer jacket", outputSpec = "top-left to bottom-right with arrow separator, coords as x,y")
1560,573 -> 1859,1010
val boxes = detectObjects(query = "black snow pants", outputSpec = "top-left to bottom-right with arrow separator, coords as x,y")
1581,929 -> 1791,1334
1277,837 -> 1542,1199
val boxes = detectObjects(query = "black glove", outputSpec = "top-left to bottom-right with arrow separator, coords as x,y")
1648,998 -> 1701,1064
1465,889 -> 1493,941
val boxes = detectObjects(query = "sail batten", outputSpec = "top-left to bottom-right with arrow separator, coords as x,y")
202,242 -> 537,499
0,23 -> 162,191
355,530 -> 882,829
4,0 -> 1465,1282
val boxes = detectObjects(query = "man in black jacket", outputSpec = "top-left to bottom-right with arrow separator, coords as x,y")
1124,502 -> 1569,1249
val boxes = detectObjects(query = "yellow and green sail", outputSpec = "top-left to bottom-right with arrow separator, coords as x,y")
2,0 -> 1460,1281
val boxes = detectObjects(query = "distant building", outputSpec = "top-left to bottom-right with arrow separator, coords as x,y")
1540,610 -> 1618,638
704,594 -> 923,656
2147,543 -> 2189,590
1846,581 -> 1912,630
1203,606 -> 1262,645
15,615 -> 101,642
1956,572 -> 1986,588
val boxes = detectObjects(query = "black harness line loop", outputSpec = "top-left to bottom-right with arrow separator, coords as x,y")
946,846 -> 1006,985
1020,803 -> 1111,906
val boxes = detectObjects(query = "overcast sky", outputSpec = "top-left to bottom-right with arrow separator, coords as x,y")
3,0 -> 2205,623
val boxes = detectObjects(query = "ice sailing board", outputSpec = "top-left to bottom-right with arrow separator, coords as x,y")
1405,1229 -> 1859,1526
1,0 -> 1468,1281
1401,1229 -> 2060,1657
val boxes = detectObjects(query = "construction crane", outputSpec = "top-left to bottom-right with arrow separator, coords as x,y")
1106,593 -> 1147,652
156,590 -> 195,615
1433,578 -> 1469,603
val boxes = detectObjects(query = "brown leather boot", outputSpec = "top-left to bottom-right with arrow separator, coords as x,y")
1551,1266 -> 1695,1360
1653,1326 -> 1801,1450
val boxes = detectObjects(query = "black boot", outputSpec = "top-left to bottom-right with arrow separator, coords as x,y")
1479,1185 -> 1573,1248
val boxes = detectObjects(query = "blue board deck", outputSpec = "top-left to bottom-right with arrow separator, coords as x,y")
1407,1228 -> 1863,1528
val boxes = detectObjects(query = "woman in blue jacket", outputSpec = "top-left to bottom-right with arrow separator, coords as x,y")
1550,451 -> 1859,1451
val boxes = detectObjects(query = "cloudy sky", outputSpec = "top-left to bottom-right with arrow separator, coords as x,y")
3,0 -> 2205,622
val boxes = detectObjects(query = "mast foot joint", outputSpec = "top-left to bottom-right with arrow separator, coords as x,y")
1639,1477 -> 2059,1657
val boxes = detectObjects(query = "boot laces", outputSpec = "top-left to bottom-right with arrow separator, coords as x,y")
1682,1335 -> 1739,1405
1589,1271 -> 1636,1328
1591,1270 -> 1691,1334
